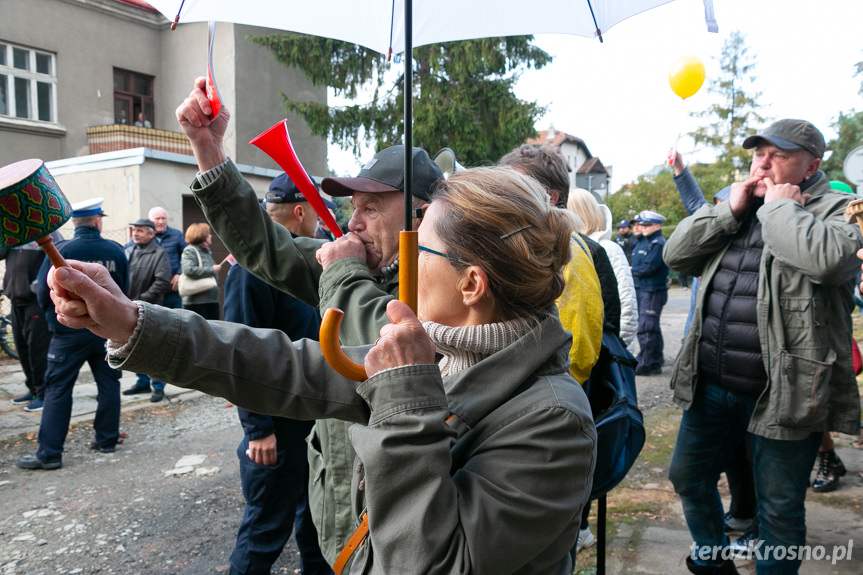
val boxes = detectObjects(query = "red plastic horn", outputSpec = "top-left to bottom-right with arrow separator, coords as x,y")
250,121 -> 342,238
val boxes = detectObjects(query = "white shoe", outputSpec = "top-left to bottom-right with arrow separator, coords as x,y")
576,526 -> 596,553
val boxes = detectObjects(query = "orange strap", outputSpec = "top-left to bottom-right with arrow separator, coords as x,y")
333,413 -> 460,574
334,512 -> 369,575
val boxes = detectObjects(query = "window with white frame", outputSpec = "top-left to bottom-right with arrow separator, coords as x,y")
0,42 -> 57,123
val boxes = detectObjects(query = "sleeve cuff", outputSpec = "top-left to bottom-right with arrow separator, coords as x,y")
195,159 -> 230,188
105,301 -> 146,361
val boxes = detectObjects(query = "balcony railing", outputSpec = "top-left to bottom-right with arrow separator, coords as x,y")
87,124 -> 193,156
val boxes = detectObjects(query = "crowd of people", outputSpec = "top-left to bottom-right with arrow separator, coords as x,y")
3,75 -> 860,575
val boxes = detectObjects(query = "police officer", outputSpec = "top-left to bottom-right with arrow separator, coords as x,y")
18,198 -> 129,470
613,219 -> 637,263
630,210 -> 669,376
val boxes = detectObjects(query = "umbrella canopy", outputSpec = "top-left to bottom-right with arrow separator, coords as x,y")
147,0 -> 715,56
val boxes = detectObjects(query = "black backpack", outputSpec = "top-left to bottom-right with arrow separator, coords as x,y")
583,331 -> 645,499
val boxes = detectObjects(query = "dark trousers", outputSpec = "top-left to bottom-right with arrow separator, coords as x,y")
37,330 -> 122,462
163,291 -> 183,310
726,439 -> 757,520
636,289 -> 667,371
231,436 -> 332,575
11,301 -> 51,399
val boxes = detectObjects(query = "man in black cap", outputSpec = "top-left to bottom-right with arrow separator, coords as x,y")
121,218 -> 172,402
174,76 -> 442,569
664,119 -> 862,574
18,198 -> 129,470
613,218 -> 636,263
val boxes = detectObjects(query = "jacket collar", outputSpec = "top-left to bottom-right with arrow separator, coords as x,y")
442,311 -> 572,428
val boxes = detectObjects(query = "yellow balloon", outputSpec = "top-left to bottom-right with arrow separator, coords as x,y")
668,55 -> 705,100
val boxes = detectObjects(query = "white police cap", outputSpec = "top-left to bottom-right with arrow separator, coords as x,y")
636,210 -> 665,224
70,197 -> 107,217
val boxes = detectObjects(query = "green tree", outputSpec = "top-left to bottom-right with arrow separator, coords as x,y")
250,34 -> 551,165
606,171 -> 688,233
690,31 -> 766,181
822,110 -> 863,187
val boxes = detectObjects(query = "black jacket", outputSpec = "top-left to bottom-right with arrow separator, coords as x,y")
697,203 -> 767,395
125,240 -> 172,304
582,234 -> 620,337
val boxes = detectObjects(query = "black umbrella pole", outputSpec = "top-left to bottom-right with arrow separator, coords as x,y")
404,0 -> 413,232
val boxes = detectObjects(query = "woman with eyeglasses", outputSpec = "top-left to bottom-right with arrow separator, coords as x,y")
44,167 -> 596,575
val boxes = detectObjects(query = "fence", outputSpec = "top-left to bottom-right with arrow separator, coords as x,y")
87,124 -> 193,156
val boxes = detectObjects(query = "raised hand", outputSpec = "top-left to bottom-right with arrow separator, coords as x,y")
175,76 -> 231,172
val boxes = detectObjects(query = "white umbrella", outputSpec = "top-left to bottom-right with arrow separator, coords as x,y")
148,0 -> 717,56
148,0 -> 717,228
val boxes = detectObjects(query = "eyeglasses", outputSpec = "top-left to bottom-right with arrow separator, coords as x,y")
418,244 -> 464,265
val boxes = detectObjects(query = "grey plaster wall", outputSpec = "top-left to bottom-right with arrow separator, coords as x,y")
0,0 -> 163,164
1,0 -> 327,177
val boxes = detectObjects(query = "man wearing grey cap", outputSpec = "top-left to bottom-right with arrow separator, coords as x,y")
174,77 -> 442,569
664,119 -> 862,574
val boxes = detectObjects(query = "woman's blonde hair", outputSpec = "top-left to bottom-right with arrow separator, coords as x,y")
184,222 -> 211,244
431,167 -> 576,321
566,188 -> 605,236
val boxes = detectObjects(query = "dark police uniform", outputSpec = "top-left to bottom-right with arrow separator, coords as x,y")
630,227 -> 669,374
223,260 -> 331,575
34,224 -> 129,463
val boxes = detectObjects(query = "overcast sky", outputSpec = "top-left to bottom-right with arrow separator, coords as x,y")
328,0 -> 863,189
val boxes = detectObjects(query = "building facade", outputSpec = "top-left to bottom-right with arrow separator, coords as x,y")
527,125 -> 611,199
1,0 -> 327,246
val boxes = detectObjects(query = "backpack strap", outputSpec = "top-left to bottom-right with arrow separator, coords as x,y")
333,412 -> 467,574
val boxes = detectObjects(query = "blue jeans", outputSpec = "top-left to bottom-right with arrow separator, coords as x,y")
135,373 -> 165,392
37,330 -> 122,462
684,277 -> 700,336
669,382 -> 820,574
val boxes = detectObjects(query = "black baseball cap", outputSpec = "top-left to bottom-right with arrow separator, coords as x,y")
321,146 -> 443,202
742,119 -> 825,159
266,173 -> 336,209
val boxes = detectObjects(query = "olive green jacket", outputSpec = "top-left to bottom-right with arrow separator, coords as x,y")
664,176 -> 862,439
112,303 -> 596,574
191,161 -> 400,565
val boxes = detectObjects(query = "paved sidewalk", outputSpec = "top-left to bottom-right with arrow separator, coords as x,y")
0,360 -> 202,442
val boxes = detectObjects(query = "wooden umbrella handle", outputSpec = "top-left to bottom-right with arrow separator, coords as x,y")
319,231 -> 419,381
319,308 -> 368,382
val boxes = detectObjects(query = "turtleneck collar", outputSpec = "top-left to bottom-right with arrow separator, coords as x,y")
422,317 -> 533,377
